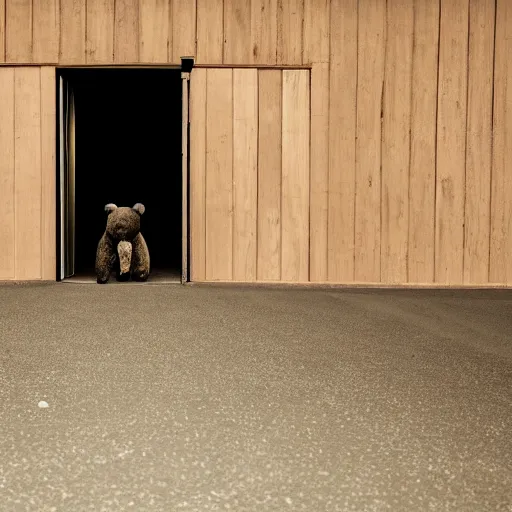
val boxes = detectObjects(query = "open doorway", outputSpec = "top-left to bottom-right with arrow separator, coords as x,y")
58,68 -> 183,283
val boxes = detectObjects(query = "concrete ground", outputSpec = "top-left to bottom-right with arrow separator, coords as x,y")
0,283 -> 511,511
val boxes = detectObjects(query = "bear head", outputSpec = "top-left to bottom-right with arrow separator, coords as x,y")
104,203 -> 145,242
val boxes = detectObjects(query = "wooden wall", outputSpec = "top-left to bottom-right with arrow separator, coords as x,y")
186,0 -> 509,286
0,67 -> 56,280
0,0 -> 322,66
0,0 -> 510,286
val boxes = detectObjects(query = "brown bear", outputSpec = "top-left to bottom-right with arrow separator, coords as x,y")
95,203 -> 150,284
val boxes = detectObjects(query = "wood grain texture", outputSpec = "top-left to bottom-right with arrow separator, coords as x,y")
281,70 -> 310,281
277,0 -> 304,65
60,0 -> 86,63
224,0 -> 251,64
309,63 -> 328,281
33,0 -> 60,62
114,0 -> 139,63
408,0 -> 439,284
233,69 -> 258,280
0,0 -> 5,62
86,0 -> 115,63
435,0 -> 469,284
14,68 -> 41,280
189,68 -> 207,281
171,0 -> 196,63
381,0 -> 413,284
354,0 -> 385,282
32,1 -> 60,62
490,0 -> 512,283
328,0 -> 357,282
464,0 -> 494,284
5,0 -> 32,62
0,68 -> 15,279
40,67 -> 56,280
257,70 -> 282,280
205,69 -> 233,280
139,0 -> 169,63
303,0 -> 329,64
250,0 -> 278,64
196,0 -> 223,64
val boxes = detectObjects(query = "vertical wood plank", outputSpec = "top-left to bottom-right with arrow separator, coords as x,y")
257,70 -> 282,281
171,0 -> 196,63
381,0 -> 413,284
309,63 -> 328,281
196,0 -> 223,64
250,0 -> 278,65
281,70 -> 310,281
86,0 -> 115,63
490,0 -> 512,283
0,68 -> 15,279
277,0 -> 304,65
328,0 -> 357,282
114,0 -> 139,63
435,0 -> 469,284
190,68 -> 207,281
14,68 -> 42,280
40,67 -> 56,281
205,69 -> 233,280
5,0 -> 32,62
60,0 -> 86,63
233,69 -> 258,280
408,0 -> 439,284
354,0 -> 385,282
224,0 -> 251,64
303,0 -> 329,64
139,0 -> 169,63
0,0 -> 5,62
33,0 -> 60,62
464,0 -> 494,284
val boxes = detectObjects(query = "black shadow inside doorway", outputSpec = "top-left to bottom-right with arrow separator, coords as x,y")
63,68 -> 182,283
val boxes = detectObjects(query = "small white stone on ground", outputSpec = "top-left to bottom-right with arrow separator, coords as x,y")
38,401 -> 49,408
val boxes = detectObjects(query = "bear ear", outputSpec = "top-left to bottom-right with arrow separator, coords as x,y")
105,203 -> 117,213
132,203 -> 145,215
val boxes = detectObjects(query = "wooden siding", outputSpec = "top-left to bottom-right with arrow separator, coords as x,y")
407,0 -> 439,284
0,66 -> 56,280
381,0 -> 413,284
0,0 -> 508,286
435,0 -> 469,284
490,0 -> 512,284
354,0 -> 385,282
465,0 -> 495,284
327,0 -> 357,282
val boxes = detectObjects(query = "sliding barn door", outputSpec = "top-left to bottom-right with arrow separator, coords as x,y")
189,68 -> 310,282
0,67 -> 56,281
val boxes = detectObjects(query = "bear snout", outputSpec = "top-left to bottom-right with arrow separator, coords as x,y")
107,215 -> 138,241
117,228 -> 129,240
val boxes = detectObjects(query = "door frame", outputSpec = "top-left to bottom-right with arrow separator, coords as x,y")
56,62 -> 193,283
58,74 -> 76,280
181,57 -> 194,284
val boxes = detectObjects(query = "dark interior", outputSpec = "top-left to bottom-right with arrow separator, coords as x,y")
63,68 -> 182,278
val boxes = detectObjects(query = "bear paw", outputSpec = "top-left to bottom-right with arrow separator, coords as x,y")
132,270 -> 149,282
